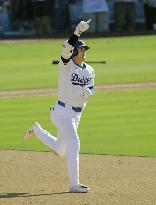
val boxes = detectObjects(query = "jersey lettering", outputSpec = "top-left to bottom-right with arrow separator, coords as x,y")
71,73 -> 92,87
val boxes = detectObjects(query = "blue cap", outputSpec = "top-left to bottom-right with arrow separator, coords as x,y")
74,40 -> 90,50
72,40 -> 90,57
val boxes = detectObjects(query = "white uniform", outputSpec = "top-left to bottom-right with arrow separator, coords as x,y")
28,20 -> 95,190
33,55 -> 95,187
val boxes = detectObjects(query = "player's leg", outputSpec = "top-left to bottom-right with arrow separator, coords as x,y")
24,122 -> 66,157
57,118 -> 89,192
55,129 -> 66,157
56,118 -> 80,188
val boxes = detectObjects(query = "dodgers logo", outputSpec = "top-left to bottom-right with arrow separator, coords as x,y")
71,73 -> 92,87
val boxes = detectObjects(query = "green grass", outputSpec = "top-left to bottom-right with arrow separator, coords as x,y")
0,36 -> 156,91
1,90 -> 156,157
1,36 -> 156,157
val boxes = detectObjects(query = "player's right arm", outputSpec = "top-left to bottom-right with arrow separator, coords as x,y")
61,20 -> 91,65
61,35 -> 78,65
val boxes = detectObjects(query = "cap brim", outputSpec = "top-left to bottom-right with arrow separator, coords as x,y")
77,45 -> 90,50
84,46 -> 90,50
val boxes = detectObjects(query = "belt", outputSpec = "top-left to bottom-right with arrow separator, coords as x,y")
58,101 -> 82,112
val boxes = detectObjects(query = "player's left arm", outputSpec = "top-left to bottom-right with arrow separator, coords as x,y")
88,86 -> 95,95
87,81 -> 95,96
82,69 -> 95,98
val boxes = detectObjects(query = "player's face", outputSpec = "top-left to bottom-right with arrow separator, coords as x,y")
77,47 -> 86,61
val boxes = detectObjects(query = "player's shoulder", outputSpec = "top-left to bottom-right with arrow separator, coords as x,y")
84,63 -> 94,73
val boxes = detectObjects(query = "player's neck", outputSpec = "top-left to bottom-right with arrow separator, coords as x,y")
72,58 -> 84,67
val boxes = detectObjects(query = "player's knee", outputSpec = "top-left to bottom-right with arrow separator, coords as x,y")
58,148 -> 66,158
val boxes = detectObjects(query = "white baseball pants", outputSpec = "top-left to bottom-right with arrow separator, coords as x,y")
33,103 -> 81,188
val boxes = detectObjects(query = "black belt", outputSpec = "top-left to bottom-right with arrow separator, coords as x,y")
58,101 -> 82,112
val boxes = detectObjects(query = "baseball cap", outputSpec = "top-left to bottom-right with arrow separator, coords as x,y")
74,40 -> 90,50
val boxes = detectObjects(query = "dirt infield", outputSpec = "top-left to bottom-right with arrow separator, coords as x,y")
0,150 -> 156,205
1,82 -> 156,98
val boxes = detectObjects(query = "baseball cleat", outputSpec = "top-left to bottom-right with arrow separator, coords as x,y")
24,122 -> 40,140
70,184 -> 90,193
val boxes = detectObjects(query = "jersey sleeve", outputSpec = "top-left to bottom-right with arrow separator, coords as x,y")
61,34 -> 78,65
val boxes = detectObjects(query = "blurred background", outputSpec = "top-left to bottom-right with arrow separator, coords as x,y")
0,0 -> 156,38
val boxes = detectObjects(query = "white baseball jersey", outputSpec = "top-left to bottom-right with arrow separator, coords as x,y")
58,59 -> 95,108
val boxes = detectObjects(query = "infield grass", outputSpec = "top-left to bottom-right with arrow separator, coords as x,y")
0,35 -> 156,91
0,89 -> 156,157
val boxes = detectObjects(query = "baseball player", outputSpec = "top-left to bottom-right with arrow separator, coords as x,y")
24,19 -> 95,193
